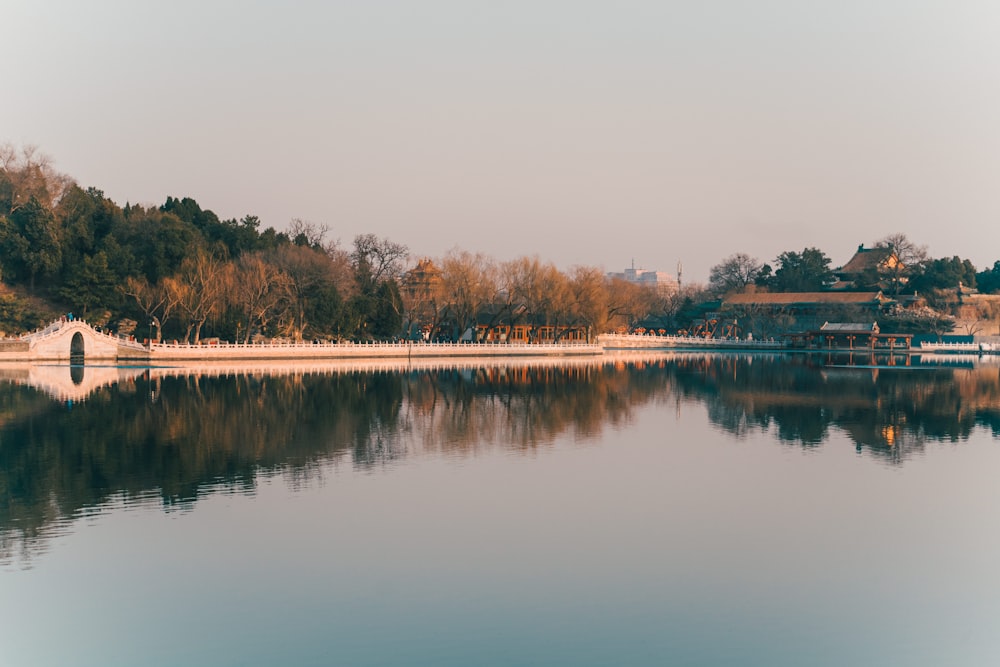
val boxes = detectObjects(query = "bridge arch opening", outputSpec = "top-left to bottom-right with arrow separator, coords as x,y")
70,331 -> 85,365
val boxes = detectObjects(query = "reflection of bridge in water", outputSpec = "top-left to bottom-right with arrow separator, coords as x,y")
0,351 -> 676,403
0,364 -> 148,403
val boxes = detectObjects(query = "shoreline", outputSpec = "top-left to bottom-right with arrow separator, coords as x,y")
6,320 -> 998,362
122,339 -> 605,361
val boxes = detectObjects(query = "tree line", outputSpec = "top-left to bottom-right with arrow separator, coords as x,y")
0,144 -> 687,342
0,144 -> 426,340
705,235 -> 1000,335
4,143 -> 999,341
707,234 -> 1000,299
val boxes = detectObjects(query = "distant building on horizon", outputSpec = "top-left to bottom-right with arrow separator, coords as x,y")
607,261 -> 678,294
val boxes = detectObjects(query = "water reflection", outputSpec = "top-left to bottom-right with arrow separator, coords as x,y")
672,353 -> 1000,456
2,353 -> 999,565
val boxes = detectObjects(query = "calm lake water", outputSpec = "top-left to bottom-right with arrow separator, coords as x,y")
2,352 -> 999,667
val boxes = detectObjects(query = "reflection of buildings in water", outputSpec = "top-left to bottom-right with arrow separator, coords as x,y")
674,355 -> 1000,463
860,366 -> 996,455
836,413 -> 918,463
5,355 -> 998,455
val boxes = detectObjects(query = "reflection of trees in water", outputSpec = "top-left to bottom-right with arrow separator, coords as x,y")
670,354 -> 1000,462
400,364 -> 653,457
0,362 -> 667,564
3,357 -> 999,564
0,371 -> 398,564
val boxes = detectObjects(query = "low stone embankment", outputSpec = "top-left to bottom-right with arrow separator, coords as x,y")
119,339 -> 604,361
598,333 -> 784,350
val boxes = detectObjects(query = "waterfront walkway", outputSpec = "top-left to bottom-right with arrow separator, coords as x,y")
8,319 -> 995,363
136,338 -> 603,361
4,319 -> 603,362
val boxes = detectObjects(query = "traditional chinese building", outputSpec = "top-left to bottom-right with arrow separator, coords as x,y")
401,258 -> 444,301
722,291 -> 888,315
719,291 -> 891,338
832,244 -> 903,291
788,321 -> 913,351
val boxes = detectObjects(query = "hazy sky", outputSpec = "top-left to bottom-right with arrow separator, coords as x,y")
3,0 -> 998,283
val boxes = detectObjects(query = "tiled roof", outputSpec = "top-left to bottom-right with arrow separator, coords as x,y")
723,291 -> 884,306
838,247 -> 896,275
819,322 -> 878,332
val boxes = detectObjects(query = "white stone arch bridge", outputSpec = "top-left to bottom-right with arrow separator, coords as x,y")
8,319 -> 147,361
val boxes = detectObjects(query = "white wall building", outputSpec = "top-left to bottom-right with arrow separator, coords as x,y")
607,262 -> 678,294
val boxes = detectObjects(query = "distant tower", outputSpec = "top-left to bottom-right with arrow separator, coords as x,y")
676,261 -> 683,290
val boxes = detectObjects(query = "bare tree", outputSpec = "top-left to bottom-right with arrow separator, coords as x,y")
956,300 -> 1000,336
0,143 -> 72,214
351,233 -> 409,286
172,250 -> 227,343
441,249 -> 496,340
269,244 -> 339,340
649,282 -> 711,335
875,233 -> 928,295
540,268 -> 574,341
287,218 -> 329,248
493,258 -> 529,331
708,253 -> 764,296
605,278 -> 652,333
307,238 -> 357,307
566,265 -> 610,341
121,276 -> 181,342
503,256 -> 566,340
229,253 -> 293,342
